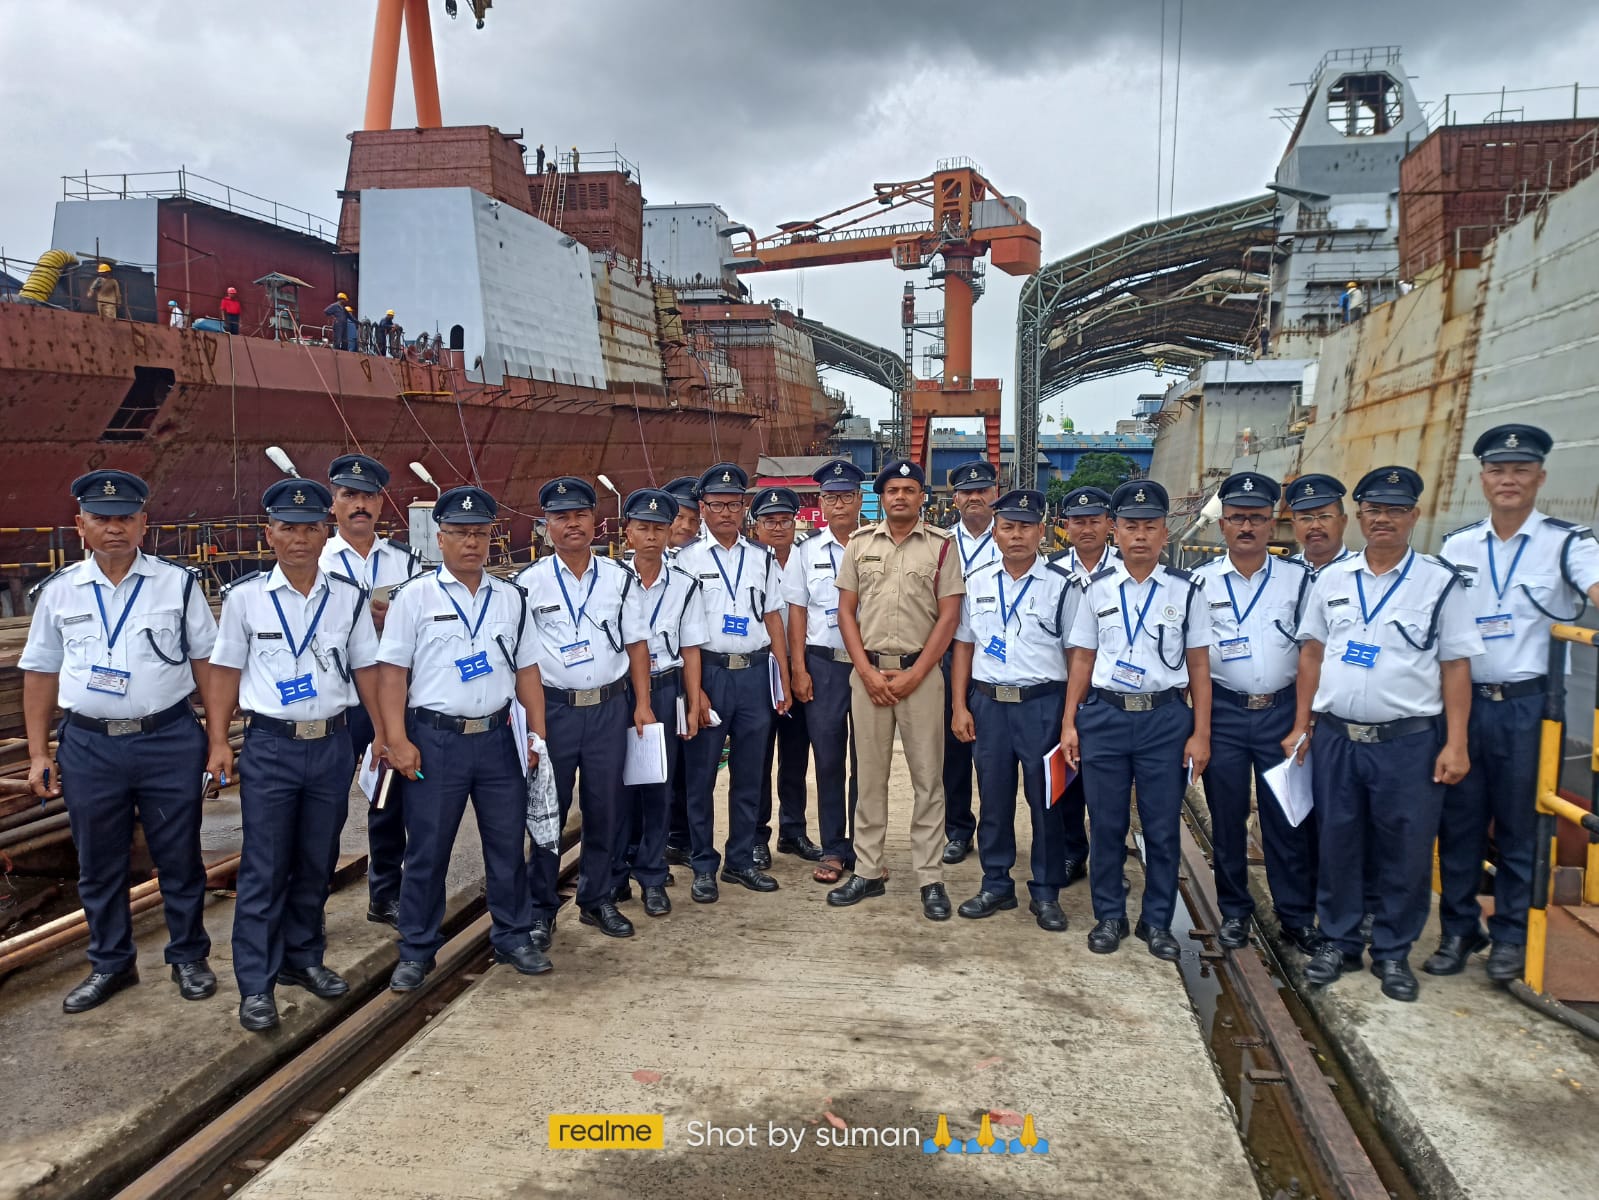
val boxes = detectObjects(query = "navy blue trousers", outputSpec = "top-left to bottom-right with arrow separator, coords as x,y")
805,651 -> 858,866
1060,771 -> 1089,866
685,659 -> 772,875
1077,695 -> 1192,929
942,650 -> 976,842
626,677 -> 681,888
232,727 -> 353,994
529,691 -> 628,919
57,715 -> 210,972
1438,692 -> 1541,945
1200,693 -> 1319,927
758,697 -> 811,844
1312,723 -> 1444,960
972,689 -> 1067,901
396,719 -> 533,961
347,702 -> 405,907
666,737 -> 690,852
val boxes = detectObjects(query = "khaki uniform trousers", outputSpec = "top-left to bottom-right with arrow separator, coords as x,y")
850,667 -> 946,887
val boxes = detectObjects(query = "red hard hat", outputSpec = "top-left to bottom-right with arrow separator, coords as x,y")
227,287 -> 237,295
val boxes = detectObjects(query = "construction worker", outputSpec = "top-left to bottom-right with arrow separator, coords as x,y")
344,306 -> 359,352
535,143 -> 546,174
168,299 -> 187,329
88,264 -> 121,319
378,309 -> 396,355
220,286 -> 243,334
325,293 -> 350,350
571,146 -> 580,172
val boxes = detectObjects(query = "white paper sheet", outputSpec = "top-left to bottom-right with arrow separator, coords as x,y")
1263,738 -> 1314,828
623,721 -> 669,786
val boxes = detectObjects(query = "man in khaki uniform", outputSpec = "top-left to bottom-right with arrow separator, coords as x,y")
831,459 -> 964,920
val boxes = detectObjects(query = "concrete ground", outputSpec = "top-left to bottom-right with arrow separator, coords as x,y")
0,786 -> 491,1200
239,751 -> 1258,1200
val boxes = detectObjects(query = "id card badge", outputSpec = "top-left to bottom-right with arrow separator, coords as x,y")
455,651 -> 494,682
87,665 -> 131,696
1477,613 -> 1514,641
825,607 -> 839,629
1218,636 -> 1252,662
649,651 -> 661,671
275,673 -> 318,705
1111,659 -> 1145,688
1341,640 -> 1381,669
722,613 -> 750,637
983,635 -> 1007,663
561,640 -> 595,667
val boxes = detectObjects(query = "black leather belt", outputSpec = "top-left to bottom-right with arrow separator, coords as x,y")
806,643 -> 853,665
408,704 -> 512,735
1318,712 -> 1439,744
543,678 -> 629,708
866,649 -> 920,670
702,648 -> 770,670
66,700 -> 194,738
973,680 -> 1059,704
1093,687 -> 1183,712
1214,684 -> 1296,711
649,666 -> 682,692
1474,676 -> 1545,701
246,711 -> 350,741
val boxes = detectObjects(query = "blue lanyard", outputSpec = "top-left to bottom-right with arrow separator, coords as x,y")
92,575 -> 145,650
1119,577 -> 1159,646
269,584 -> 331,662
711,543 -> 746,610
438,570 -> 492,640
339,548 -> 380,586
1487,533 -> 1528,602
1355,551 -> 1413,625
649,570 -> 670,630
1223,559 -> 1272,627
997,573 -> 1034,630
554,559 -> 599,631
960,527 -> 992,572
826,542 -> 838,573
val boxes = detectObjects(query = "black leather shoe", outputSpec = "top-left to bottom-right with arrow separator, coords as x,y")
63,966 -> 139,1014
530,918 -> 555,952
580,901 -> 636,938
238,992 -> 279,1032
1062,858 -> 1087,887
1282,925 -> 1327,956
1135,920 -> 1182,962
1372,957 -> 1420,1002
921,883 -> 952,921
691,873 -> 719,903
941,838 -> 971,865
777,835 -> 825,862
664,870 -> 675,886
1087,918 -> 1130,954
643,885 -> 671,917
720,867 -> 779,892
1305,945 -> 1363,985
389,959 -> 435,992
366,897 -> 401,928
613,882 -> 633,903
171,959 -> 217,1000
752,843 -> 773,870
1486,940 -> 1525,983
494,942 -> 554,975
1029,899 -> 1068,932
278,963 -> 350,999
957,890 -> 1018,919
665,844 -> 692,866
1217,916 -> 1251,950
1422,928 -> 1489,976
827,874 -> 886,907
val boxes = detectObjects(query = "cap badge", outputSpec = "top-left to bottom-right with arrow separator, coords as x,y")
648,497 -> 659,511
351,462 -> 362,475
1019,496 -> 1029,508
1506,433 -> 1520,448
102,480 -> 117,495
293,489 -> 306,504
899,463 -> 911,476
462,495 -> 473,511
1386,471 -> 1400,484
1242,479 -> 1254,492
1134,488 -> 1146,502
833,464 -> 843,475
721,470 -> 731,483
1076,494 -> 1089,506
969,468 -> 979,479
556,482 -> 568,494
1304,483 -> 1315,496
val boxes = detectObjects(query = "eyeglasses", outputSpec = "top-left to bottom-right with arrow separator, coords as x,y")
701,500 -> 745,515
757,516 -> 795,529
1358,504 -> 1415,517
1293,513 -> 1341,527
439,528 -> 491,542
1221,514 -> 1272,529
818,492 -> 857,505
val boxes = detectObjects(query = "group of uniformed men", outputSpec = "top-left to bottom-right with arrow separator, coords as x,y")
22,421 -> 1592,1028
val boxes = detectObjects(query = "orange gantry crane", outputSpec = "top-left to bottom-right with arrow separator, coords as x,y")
363,0 -> 491,131
729,159 -> 1041,477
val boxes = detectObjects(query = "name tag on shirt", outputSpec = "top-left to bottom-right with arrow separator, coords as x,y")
1341,641 -> 1381,669
87,665 -> 131,696
974,594 -> 998,610
1112,659 -> 1145,688
562,640 -> 595,667
455,651 -> 494,681
62,613 -> 92,625
1477,613 -> 1514,640
983,635 -> 1007,663
825,607 -> 839,628
275,673 -> 318,705
1218,636 -> 1252,662
723,614 -> 750,637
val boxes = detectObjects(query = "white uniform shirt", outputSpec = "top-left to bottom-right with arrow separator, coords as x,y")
320,533 -> 417,594
1194,554 -> 1310,696
515,554 -> 645,690
1067,561 -> 1212,692
952,519 -> 1001,578
1287,545 -> 1353,577
624,561 -> 707,672
1054,543 -> 1120,587
211,567 -> 378,719
956,556 -> 1078,687
1297,550 -> 1484,723
674,535 -> 785,654
1441,511 -> 1599,684
783,527 -> 851,652
377,568 -> 533,716
20,552 -> 217,719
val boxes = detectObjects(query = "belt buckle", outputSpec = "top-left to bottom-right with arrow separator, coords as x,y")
574,688 -> 601,707
1125,694 -> 1153,713
995,684 -> 1022,703
1347,722 -> 1380,744
834,647 -> 852,664
1478,684 -> 1506,702
727,653 -> 751,670
879,654 -> 905,670
294,719 -> 326,740
461,716 -> 491,735
1246,694 -> 1272,710
105,718 -> 142,736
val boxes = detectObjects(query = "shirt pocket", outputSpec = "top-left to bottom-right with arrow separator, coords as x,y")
481,617 -> 524,669
61,620 -> 105,671
250,635 -> 299,681
1389,604 -> 1435,649
1517,571 -> 1574,618
132,607 -> 184,665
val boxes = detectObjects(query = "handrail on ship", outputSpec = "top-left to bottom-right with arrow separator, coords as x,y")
61,167 -> 337,243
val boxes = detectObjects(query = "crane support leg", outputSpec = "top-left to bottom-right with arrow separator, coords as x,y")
403,0 -> 444,127
363,0 -> 405,131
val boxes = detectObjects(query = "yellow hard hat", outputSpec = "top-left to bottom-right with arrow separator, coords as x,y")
97,263 -> 111,273
1346,281 -> 1356,288
337,292 -> 348,300
386,309 -> 394,316
345,305 -> 353,313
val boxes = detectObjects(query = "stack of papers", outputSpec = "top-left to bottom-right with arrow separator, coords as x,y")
1263,736 -> 1314,827
623,722 -> 670,786
769,654 -> 786,709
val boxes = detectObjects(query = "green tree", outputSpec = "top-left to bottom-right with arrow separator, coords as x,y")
1045,452 -> 1140,507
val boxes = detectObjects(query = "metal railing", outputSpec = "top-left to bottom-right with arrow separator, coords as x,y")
61,168 -> 337,242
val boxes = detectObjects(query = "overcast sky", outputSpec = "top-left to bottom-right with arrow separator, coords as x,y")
4,1 -> 1594,436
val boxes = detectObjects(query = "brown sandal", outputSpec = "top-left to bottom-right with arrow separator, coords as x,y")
813,858 -> 845,884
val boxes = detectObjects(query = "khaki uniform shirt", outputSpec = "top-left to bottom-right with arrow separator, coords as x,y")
835,520 -> 964,653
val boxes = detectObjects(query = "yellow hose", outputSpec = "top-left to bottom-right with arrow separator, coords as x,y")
17,250 -> 79,303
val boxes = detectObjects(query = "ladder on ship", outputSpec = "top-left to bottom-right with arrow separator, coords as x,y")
538,170 -> 568,230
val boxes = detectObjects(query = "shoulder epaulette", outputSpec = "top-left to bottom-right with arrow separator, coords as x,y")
388,537 -> 422,561
1443,518 -> 1487,541
668,564 -> 698,584
795,530 -> 814,544
26,563 -> 75,602
327,570 -> 366,591
1045,560 -> 1075,583
220,570 -> 264,597
1089,565 -> 1116,583
1428,554 -> 1467,580
501,574 -> 529,599
926,525 -> 952,540
1047,548 -> 1072,565
150,553 -> 203,579
1165,566 -> 1193,582
1546,518 -> 1595,538
386,573 -> 423,600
